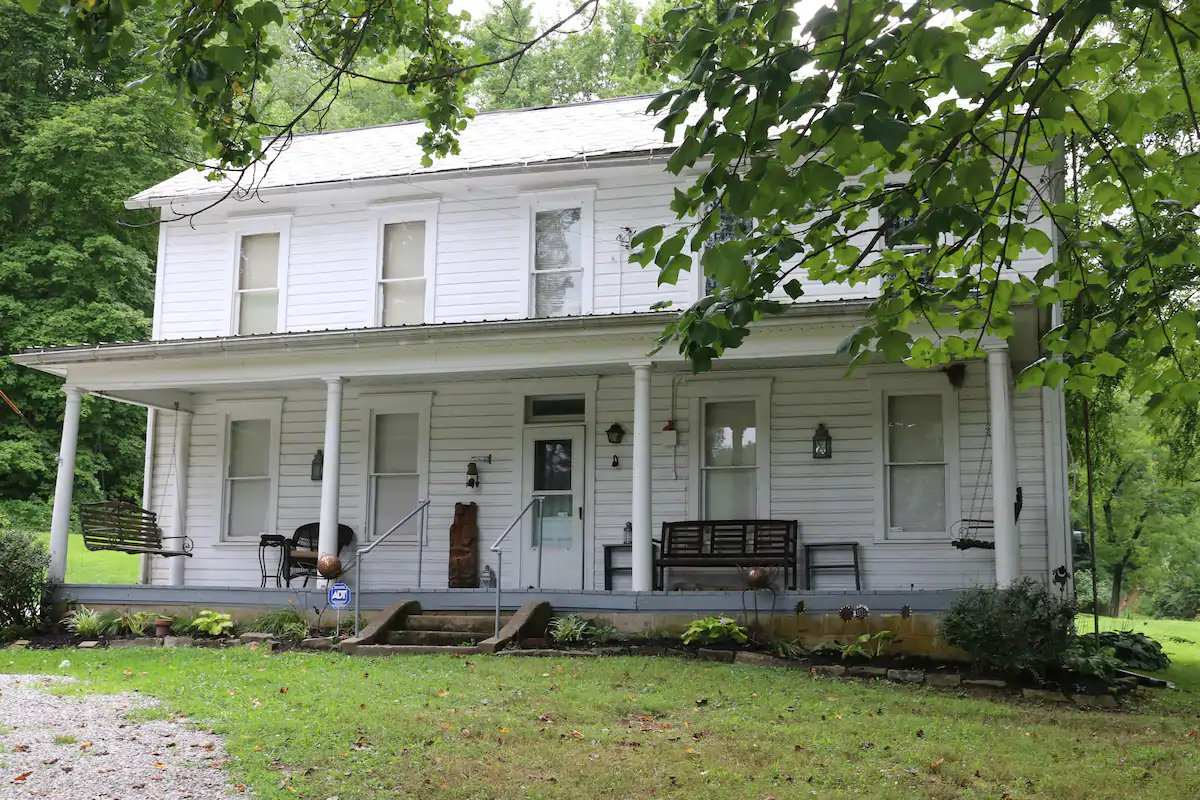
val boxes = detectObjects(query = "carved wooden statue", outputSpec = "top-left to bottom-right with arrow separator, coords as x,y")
448,502 -> 480,588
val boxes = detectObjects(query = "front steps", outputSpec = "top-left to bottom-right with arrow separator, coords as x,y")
340,599 -> 551,656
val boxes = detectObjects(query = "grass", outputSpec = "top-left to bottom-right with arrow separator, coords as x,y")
36,533 -> 139,584
4,638 -> 1200,800
52,733 -> 77,745
1078,614 -> 1200,690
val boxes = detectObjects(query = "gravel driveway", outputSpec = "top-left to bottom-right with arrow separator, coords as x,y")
0,674 -> 244,798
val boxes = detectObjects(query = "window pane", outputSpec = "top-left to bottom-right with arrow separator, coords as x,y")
374,413 -> 419,474
703,469 -> 757,519
888,464 -> 946,532
533,271 -> 581,318
705,401 -> 757,467
526,395 -> 585,420
534,208 -> 581,272
381,279 -> 425,327
228,478 -> 269,537
372,474 -> 419,539
238,290 -> 278,335
229,419 -> 271,477
534,494 -> 575,549
383,222 -> 426,280
239,233 -> 279,290
533,440 -> 572,491
888,394 -> 944,463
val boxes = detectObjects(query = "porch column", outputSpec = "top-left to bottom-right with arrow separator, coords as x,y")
631,361 -> 654,591
986,342 -> 1020,585
318,377 -> 346,572
48,386 -> 85,585
169,408 -> 192,586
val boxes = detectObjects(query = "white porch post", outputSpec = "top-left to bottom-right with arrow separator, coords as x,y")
169,408 -> 192,586
48,386 -> 85,585
986,342 -> 1020,585
318,377 -> 346,569
631,361 -> 654,591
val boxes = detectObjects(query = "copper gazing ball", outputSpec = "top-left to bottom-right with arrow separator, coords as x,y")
317,554 -> 343,578
746,566 -> 771,589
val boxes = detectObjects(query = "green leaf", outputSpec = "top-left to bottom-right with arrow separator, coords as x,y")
862,114 -> 911,152
241,1 -> 285,29
942,54 -> 990,97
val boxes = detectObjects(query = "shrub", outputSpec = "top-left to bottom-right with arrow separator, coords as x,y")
940,578 -> 1076,678
244,607 -> 311,639
765,636 -> 804,660
1091,630 -> 1170,672
118,610 -> 155,637
65,607 -> 105,638
587,624 -> 627,644
681,616 -> 749,646
191,610 -> 235,637
548,614 -> 593,643
168,612 -> 195,635
1145,574 -> 1200,620
0,530 -> 50,631
1064,639 -> 1123,681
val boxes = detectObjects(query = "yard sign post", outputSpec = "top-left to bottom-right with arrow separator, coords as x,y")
328,582 -> 351,644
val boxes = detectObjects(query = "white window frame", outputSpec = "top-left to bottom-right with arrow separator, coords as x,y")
360,392 -> 432,544
685,377 -> 772,519
871,374 -> 961,543
519,187 -> 596,318
228,215 -> 291,336
367,200 -> 439,327
214,399 -> 283,542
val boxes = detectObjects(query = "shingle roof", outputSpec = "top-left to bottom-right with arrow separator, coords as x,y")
128,95 -> 672,207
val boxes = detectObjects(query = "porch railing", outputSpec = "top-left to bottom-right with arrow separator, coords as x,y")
353,498 -> 430,636
490,496 -> 543,638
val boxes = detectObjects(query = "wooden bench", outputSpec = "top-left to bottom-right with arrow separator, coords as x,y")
655,520 -> 798,590
78,501 -> 193,557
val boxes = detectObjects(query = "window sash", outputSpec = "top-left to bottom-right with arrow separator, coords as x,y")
367,410 -> 425,542
882,392 -> 948,534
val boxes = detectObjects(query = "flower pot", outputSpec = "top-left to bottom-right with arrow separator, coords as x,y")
155,618 -> 173,638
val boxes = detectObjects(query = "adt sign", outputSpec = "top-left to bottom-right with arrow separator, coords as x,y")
328,582 -> 352,610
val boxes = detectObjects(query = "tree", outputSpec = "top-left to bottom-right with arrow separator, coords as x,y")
0,3 -> 195,502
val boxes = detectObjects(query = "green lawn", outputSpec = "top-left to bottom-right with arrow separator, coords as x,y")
37,533 -> 139,584
4,639 -> 1200,799
1079,614 -> 1200,690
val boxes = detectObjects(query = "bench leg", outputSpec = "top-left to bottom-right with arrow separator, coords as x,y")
852,545 -> 861,591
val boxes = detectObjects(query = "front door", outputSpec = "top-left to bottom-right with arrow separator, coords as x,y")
522,426 -> 585,589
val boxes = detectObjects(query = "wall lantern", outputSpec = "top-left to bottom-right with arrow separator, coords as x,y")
606,422 -> 626,445
812,424 -> 833,459
311,449 -> 324,481
466,454 -> 492,488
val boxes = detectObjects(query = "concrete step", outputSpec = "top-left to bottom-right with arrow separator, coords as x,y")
351,644 -> 479,656
387,629 -> 491,646
405,614 -> 510,633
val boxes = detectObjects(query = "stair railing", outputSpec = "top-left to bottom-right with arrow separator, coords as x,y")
354,498 -> 430,636
490,496 -> 543,638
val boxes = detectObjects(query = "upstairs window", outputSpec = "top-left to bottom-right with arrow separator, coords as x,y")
523,188 -> 594,318
236,233 -> 280,334
702,205 -> 753,296
381,221 -> 427,326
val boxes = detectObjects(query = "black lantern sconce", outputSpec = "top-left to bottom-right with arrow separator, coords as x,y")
812,423 -> 832,459
311,449 -> 324,481
466,454 -> 492,488
607,422 -> 625,468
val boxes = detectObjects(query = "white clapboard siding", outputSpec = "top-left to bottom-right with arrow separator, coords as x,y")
146,364 -> 1058,593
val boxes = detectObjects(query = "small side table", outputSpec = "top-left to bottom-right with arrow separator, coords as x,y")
258,534 -> 287,588
804,542 -> 861,590
603,542 -> 660,590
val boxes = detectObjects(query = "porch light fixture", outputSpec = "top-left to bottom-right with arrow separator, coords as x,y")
311,449 -> 324,481
605,422 -> 626,445
466,460 -> 480,488
812,424 -> 832,459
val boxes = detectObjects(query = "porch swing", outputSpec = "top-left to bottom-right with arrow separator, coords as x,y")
77,409 -> 193,558
951,424 -> 1023,551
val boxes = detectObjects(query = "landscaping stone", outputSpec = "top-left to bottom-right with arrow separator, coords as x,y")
962,678 -> 1007,689
639,645 -> 668,657
77,641 -> 100,649
1021,688 -> 1070,703
733,652 -> 788,668
300,637 -> 334,651
9,640 -> 30,649
812,664 -> 847,677
847,666 -> 888,678
887,668 -> 925,684
163,636 -> 194,648
244,640 -> 278,651
108,638 -> 162,649
239,632 -> 275,642
697,648 -> 736,663
924,672 -> 963,688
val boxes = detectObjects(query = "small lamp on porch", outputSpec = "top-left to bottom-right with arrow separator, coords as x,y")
606,422 -> 625,444
812,424 -> 832,459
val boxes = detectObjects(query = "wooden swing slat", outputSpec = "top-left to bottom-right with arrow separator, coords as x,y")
78,501 -> 192,558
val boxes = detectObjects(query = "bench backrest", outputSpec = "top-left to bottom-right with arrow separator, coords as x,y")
78,501 -> 162,549
661,520 -> 797,556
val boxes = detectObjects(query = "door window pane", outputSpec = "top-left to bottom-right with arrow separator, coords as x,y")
705,401 -> 757,467
535,494 -> 575,549
383,222 -> 425,280
229,419 -> 270,477
372,474 -> 419,539
238,291 -> 278,335
703,469 -> 757,519
228,478 -> 269,537
374,413 -> 419,473
239,234 -> 279,290
381,280 -> 425,327
533,440 -> 572,491
888,464 -> 946,532
887,395 -> 943,463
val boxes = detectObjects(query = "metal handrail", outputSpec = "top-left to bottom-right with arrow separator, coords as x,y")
354,498 -> 430,635
490,496 -> 543,637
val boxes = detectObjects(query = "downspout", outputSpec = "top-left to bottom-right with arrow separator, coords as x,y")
138,408 -> 156,584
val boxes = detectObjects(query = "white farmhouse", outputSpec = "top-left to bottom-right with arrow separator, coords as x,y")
10,96 -> 1073,636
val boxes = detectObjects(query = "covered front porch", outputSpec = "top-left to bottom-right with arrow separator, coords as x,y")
16,306 -> 1065,608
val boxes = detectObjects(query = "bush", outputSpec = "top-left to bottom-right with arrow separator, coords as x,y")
1090,630 -> 1170,671
548,614 -> 593,643
1145,574 -> 1200,620
1064,639 -> 1123,681
65,607 -> 105,638
191,610 -> 235,637
940,578 -> 1076,678
681,616 -> 749,646
0,529 -> 51,632
243,607 -> 310,639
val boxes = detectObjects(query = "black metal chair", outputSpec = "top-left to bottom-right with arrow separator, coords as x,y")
284,523 -> 355,587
